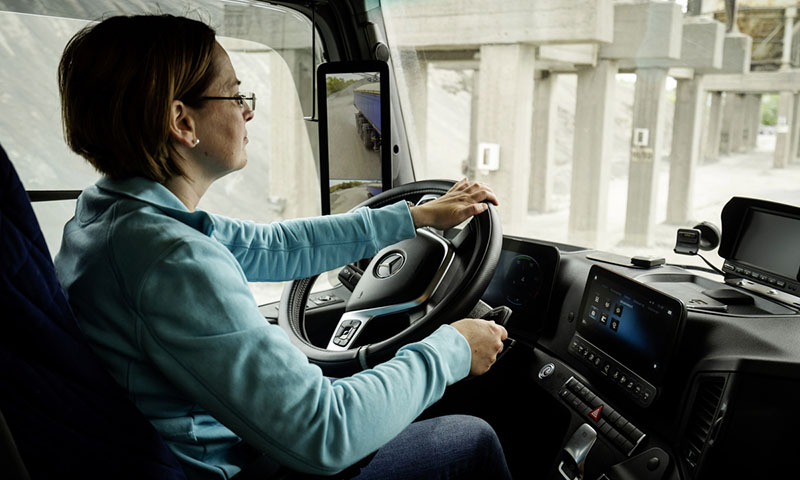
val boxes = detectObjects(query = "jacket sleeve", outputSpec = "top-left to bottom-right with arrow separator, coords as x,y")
209,201 -> 416,282
135,237 -> 470,475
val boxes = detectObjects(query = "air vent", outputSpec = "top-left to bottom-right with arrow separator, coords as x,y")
682,375 -> 725,473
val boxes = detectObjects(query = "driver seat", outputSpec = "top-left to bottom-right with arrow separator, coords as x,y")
0,142 -> 187,479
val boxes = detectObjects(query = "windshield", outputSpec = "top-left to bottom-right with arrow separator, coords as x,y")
382,0 -> 800,269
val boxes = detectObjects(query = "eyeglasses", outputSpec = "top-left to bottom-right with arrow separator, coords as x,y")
200,92 -> 256,112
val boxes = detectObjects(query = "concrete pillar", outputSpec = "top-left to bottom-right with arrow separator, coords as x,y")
568,59 -> 618,247
743,93 -> 761,152
529,72 -> 558,213
740,94 -> 756,151
667,76 -> 706,224
704,92 -> 724,163
623,68 -> 669,246
774,91 -> 795,168
748,94 -> 762,151
720,93 -> 734,155
729,93 -> 746,153
781,7 -> 797,71
792,93 -> 800,162
472,43 -> 536,229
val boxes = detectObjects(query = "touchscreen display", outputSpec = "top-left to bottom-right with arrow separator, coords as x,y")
576,265 -> 684,385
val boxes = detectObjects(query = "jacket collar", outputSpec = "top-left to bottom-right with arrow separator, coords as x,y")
95,176 -> 216,236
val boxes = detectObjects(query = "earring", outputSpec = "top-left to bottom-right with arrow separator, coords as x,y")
193,138 -> 200,146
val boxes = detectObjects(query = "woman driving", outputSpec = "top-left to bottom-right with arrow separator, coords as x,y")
54,14 -> 510,480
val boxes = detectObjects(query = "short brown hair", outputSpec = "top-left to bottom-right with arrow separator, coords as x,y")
58,15 -> 217,182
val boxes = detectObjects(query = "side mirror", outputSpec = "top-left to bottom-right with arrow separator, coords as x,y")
317,61 -> 391,214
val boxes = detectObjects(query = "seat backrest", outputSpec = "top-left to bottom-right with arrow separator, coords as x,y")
0,143 -> 186,479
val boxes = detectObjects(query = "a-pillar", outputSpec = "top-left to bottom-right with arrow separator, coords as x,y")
774,91 -> 796,168
568,60 -> 618,247
624,68 -> 669,246
397,50 -> 429,176
704,91 -> 724,163
529,71 -> 558,213
667,75 -> 706,224
472,43 -> 536,229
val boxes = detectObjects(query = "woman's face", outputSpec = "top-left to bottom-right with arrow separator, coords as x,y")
190,43 -> 255,181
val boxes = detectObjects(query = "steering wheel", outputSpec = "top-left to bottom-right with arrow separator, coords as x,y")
277,180 -> 502,376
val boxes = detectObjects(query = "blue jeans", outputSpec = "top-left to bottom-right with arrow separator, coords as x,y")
233,414 -> 511,480
352,415 -> 512,480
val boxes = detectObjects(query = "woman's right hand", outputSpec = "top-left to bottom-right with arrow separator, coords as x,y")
450,318 -> 508,376
408,179 -> 498,230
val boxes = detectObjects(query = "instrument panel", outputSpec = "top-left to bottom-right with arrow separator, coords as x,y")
480,236 -> 560,342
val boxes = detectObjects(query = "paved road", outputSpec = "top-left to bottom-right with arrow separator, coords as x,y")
326,82 -> 381,180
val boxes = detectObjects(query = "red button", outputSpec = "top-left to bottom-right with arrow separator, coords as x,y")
589,405 -> 603,421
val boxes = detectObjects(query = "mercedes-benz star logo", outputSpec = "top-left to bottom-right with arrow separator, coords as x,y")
375,252 -> 405,279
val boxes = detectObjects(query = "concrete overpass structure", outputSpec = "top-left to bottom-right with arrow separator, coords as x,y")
386,0 -> 800,247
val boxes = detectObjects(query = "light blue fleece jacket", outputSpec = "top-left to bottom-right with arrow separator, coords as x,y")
54,177 -> 471,479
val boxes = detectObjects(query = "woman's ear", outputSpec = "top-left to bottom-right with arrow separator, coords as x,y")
168,99 -> 198,148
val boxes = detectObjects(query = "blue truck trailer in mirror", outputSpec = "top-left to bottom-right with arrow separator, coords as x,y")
354,82 -> 381,151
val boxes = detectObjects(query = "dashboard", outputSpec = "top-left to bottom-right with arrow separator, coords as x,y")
478,196 -> 800,479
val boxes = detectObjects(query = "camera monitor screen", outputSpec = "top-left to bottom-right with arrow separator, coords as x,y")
720,197 -> 800,295
732,208 -> 800,280
317,61 -> 391,215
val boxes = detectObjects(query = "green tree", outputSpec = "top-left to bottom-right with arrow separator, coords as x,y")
761,94 -> 778,126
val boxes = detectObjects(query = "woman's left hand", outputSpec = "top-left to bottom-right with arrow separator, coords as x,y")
409,178 -> 499,230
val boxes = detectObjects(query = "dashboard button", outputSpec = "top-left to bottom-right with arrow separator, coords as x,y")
614,416 -> 628,430
538,363 -> 556,379
622,422 -> 636,437
569,379 -> 583,393
608,411 -> 620,424
612,433 -> 627,449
